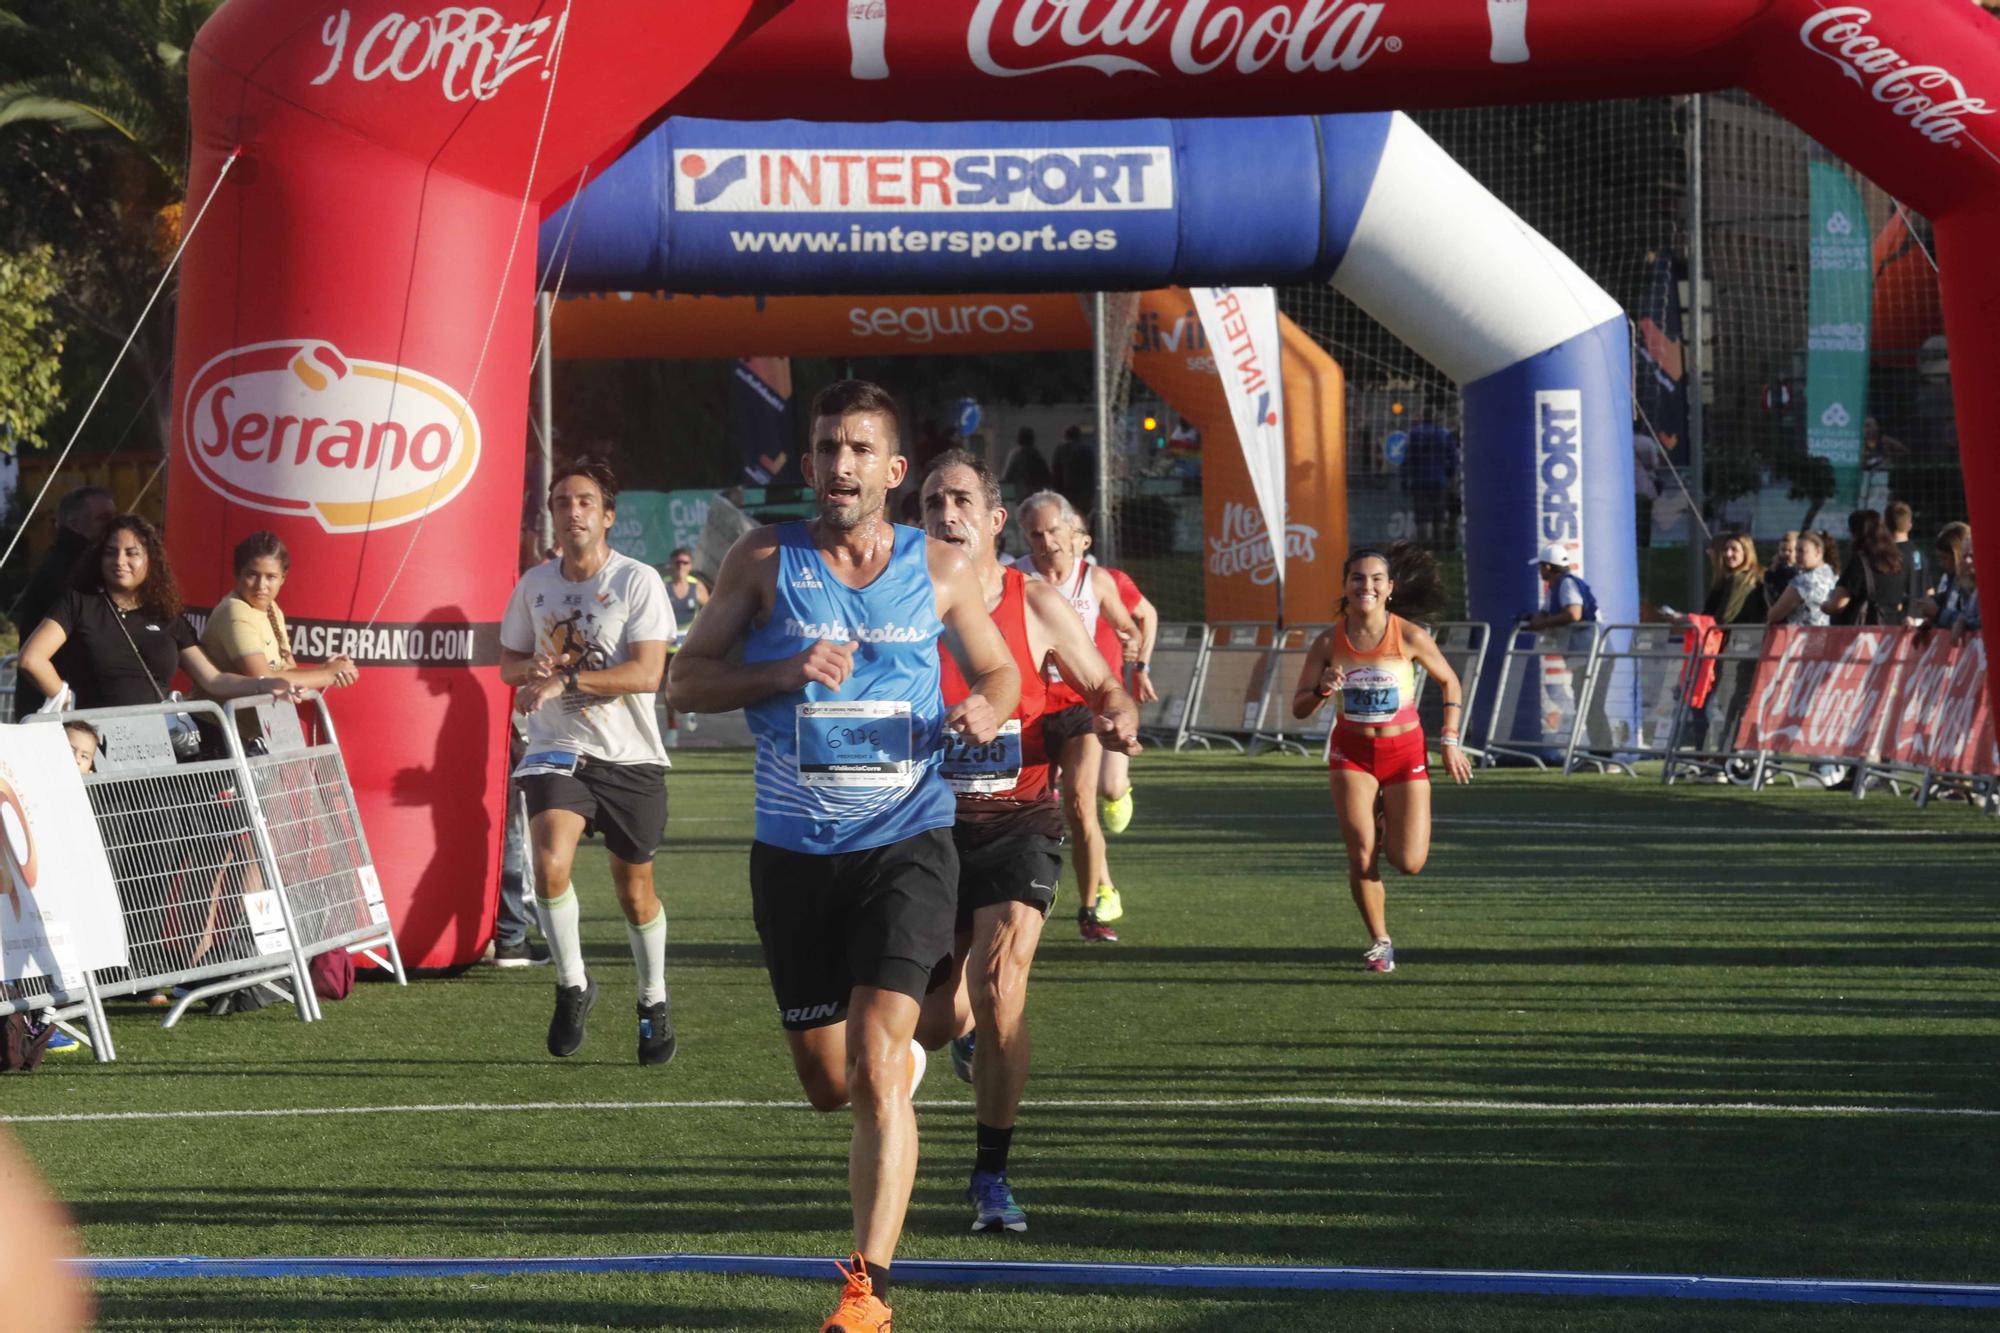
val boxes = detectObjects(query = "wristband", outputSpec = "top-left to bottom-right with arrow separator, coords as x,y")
1133,662 -> 1149,672
1439,734 -> 1462,748
562,666 -> 580,691
1443,701 -> 1463,710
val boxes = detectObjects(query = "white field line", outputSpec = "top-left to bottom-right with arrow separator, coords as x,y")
6,1092 -> 1995,1127
1182,813 -> 1970,836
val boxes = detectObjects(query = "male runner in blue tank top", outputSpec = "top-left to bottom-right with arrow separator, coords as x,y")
669,380 -> 1019,1333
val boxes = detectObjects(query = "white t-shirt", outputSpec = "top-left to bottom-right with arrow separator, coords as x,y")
500,551 -> 675,765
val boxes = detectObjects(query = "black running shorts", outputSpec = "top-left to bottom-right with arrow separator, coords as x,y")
520,760 -> 668,864
952,827 -> 1062,930
750,826 -> 958,1030
1040,703 -> 1095,750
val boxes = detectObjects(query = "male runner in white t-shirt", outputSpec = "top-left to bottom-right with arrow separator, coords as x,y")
500,461 -> 677,1066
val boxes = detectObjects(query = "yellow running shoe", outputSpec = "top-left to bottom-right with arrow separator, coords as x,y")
1093,884 -> 1124,923
1099,788 -> 1134,834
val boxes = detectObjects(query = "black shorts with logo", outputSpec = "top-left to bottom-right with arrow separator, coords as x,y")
520,760 -> 668,864
750,825 -> 958,1030
951,797 -> 1064,931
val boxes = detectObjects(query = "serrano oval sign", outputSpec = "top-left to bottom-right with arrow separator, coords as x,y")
181,340 -> 481,533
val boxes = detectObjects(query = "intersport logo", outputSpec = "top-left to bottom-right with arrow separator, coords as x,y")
183,340 -> 481,533
966,0 -> 1395,79
1799,7 -> 1995,148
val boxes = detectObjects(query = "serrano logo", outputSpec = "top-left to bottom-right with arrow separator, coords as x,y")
182,340 -> 481,534
0,776 -> 37,922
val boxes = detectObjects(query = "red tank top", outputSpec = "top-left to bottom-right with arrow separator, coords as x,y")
939,566 -> 1054,807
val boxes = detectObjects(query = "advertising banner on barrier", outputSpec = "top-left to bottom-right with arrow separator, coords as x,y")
1734,625 -> 1908,760
0,726 -> 129,986
1882,634 -> 1996,776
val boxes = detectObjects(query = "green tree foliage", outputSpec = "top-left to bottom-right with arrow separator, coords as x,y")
0,0 -> 220,459
0,243 -> 68,452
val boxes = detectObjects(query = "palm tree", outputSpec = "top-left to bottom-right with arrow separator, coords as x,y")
0,0 -> 221,457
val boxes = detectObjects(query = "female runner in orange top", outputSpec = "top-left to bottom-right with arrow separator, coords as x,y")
1292,544 -> 1472,973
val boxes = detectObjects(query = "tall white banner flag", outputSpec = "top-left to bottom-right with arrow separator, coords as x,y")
1191,286 -> 1288,591
1,725 -> 129,988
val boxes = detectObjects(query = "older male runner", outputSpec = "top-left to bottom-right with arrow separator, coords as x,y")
915,450 -> 1141,1235
1013,491 -> 1141,940
668,381 -> 1018,1333
1072,520 -> 1159,838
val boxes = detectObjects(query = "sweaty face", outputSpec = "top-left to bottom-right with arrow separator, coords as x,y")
921,465 -> 997,561
550,476 -> 613,552
1021,503 -> 1072,573
102,529 -> 149,592
807,411 -> 903,531
1346,557 -> 1392,612
236,555 -> 286,611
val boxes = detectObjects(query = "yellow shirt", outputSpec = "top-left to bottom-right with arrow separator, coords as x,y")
202,592 -> 292,672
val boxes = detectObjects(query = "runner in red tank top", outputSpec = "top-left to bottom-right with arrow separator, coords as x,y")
1074,522 -> 1159,841
1015,492 -> 1143,937
916,451 -> 1141,1236
1292,544 -> 1473,976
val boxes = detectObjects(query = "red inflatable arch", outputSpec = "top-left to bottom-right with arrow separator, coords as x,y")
169,0 -> 2000,966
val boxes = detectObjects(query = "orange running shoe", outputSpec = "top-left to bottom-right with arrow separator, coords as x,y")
822,1252 -> 893,1333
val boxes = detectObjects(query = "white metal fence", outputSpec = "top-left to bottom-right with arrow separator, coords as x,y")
0,654 -> 15,725
6,693 -> 404,1059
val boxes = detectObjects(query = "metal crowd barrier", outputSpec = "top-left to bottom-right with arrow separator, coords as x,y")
1181,622 -> 1280,752
1138,621 -> 1207,751
1478,621 -> 1607,769
1253,623 -> 1334,755
1414,621 -> 1494,763
1562,623 -> 1701,776
1,653 -> 16,724
227,693 -> 406,983
10,692 -> 405,1059
1661,622 -> 1771,786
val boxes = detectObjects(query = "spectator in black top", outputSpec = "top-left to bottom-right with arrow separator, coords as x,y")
1052,424 -> 1096,519
999,425 -> 1052,493
10,487 -> 116,714
1763,530 -> 1800,607
1823,509 -> 1912,626
16,514 -> 290,712
1885,500 -> 1927,602
1917,522 -> 1971,625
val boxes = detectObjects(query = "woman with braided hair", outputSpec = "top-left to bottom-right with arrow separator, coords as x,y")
1292,543 -> 1472,974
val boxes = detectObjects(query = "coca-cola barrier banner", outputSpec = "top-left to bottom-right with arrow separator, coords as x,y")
1734,626 -> 1996,775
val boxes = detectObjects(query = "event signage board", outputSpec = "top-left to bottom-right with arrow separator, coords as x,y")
0,725 -> 129,987
1805,162 -> 1872,503
1879,634 -> 1996,775
1191,286 -> 1288,593
1734,625 -> 1906,760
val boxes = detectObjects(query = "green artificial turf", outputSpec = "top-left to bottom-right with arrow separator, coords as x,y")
9,752 -> 1997,1330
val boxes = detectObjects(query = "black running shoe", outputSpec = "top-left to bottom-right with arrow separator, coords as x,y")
547,978 -> 597,1057
637,997 -> 677,1067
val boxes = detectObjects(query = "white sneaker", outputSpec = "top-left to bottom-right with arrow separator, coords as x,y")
1362,938 -> 1396,973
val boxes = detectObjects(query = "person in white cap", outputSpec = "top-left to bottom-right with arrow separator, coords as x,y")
1524,542 -> 1598,642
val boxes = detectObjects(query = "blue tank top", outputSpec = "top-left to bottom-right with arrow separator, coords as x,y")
744,522 -> 954,854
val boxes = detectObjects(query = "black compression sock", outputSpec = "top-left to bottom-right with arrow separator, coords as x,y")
975,1121 -> 1014,1175
869,1262 -> 891,1303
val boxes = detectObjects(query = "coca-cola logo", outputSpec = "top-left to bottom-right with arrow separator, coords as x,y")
1207,501 -> 1317,585
1799,7 -> 1995,148
182,340 -> 481,534
967,0 -> 1396,79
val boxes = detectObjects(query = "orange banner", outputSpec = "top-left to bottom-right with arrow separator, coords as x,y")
554,288 -> 1346,623
1130,290 -> 1345,623
552,291 -> 1089,358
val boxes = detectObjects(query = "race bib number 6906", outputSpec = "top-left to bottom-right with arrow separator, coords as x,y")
796,700 -> 915,789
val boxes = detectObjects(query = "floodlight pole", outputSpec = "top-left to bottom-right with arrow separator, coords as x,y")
1684,93 -> 1708,609
1092,292 -> 1118,568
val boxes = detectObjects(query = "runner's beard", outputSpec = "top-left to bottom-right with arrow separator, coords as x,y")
818,489 -> 880,531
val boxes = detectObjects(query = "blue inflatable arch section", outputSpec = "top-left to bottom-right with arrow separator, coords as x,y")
541,112 -> 1638,738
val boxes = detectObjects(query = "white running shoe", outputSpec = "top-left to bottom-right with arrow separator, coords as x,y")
1362,938 -> 1396,973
